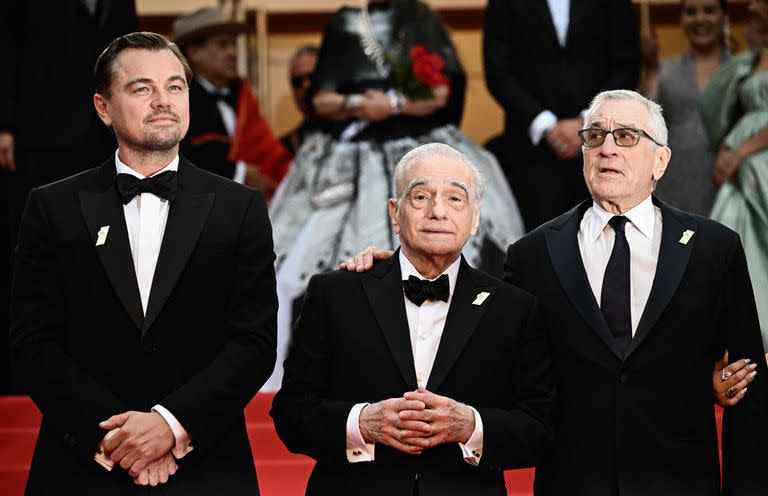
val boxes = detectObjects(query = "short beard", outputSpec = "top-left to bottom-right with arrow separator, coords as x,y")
124,128 -> 182,153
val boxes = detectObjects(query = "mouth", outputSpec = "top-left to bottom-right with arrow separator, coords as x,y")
421,228 -> 454,235
597,166 -> 623,176
689,24 -> 713,36
147,114 -> 178,124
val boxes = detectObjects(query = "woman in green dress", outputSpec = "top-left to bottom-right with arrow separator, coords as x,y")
701,0 -> 768,350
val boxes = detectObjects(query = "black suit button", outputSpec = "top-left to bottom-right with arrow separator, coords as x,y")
143,344 -> 159,352
63,432 -> 75,447
619,373 -> 628,384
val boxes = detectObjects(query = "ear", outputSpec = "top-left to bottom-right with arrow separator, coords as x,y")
388,198 -> 401,235
469,202 -> 481,236
653,145 -> 671,181
93,93 -> 112,128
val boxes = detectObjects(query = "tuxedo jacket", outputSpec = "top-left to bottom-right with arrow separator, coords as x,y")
504,198 -> 768,496
271,253 -> 555,496
9,156 -> 278,496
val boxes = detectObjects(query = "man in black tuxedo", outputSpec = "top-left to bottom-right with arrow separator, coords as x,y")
504,90 -> 768,495
483,0 -> 639,231
9,32 -> 277,494
271,143 -> 554,495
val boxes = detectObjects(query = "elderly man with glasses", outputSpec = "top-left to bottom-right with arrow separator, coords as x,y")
504,89 -> 768,495
344,90 -> 768,495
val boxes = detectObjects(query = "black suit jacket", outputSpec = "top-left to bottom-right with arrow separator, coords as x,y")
271,253 -> 554,495
483,0 -> 640,230
504,198 -> 768,496
9,156 -> 278,495
0,0 -> 137,150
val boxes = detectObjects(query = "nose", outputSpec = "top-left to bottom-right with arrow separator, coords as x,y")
427,196 -> 447,219
151,88 -> 172,108
599,132 -> 619,156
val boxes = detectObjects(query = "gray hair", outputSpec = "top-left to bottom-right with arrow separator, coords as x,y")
583,89 -> 668,146
393,143 -> 485,204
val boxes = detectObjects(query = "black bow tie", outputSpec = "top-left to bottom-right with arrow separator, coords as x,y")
116,171 -> 178,204
402,274 -> 450,306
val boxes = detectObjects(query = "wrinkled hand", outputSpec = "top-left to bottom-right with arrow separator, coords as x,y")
0,131 -> 15,172
546,118 -> 582,160
100,411 -> 174,477
400,388 -> 475,449
713,351 -> 757,407
133,452 -> 178,486
714,147 -> 743,188
359,397 -> 428,455
339,245 -> 394,272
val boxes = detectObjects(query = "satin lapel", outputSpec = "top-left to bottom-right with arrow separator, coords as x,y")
361,252 -> 418,390
79,161 -> 144,329
625,201 -> 697,358
426,259 -> 494,392
141,163 -> 214,335
545,202 -> 621,358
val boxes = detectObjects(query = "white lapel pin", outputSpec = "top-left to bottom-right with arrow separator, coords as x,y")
472,291 -> 490,306
96,226 -> 110,246
679,229 -> 694,245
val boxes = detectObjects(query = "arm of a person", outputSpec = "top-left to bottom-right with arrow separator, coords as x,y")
603,0 -> 642,91
733,125 -> 768,162
720,235 -> 768,494
270,274 -> 357,463
155,190 -> 278,456
474,296 -> 554,470
482,0 -> 546,130
9,188 -> 129,461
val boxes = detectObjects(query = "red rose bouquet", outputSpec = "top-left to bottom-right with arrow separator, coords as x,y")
388,45 -> 449,100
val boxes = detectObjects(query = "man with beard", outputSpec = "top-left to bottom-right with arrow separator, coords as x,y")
9,32 -> 277,494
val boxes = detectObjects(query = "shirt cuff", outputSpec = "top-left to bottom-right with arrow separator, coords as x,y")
153,404 -> 194,459
529,110 -> 558,146
458,406 -> 483,466
346,402 -> 375,463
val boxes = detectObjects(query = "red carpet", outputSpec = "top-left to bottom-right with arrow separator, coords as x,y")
0,394 -> 722,495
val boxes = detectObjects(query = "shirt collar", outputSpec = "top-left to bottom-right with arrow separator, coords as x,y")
195,75 -> 230,95
399,249 -> 460,298
587,195 -> 656,242
114,149 -> 179,179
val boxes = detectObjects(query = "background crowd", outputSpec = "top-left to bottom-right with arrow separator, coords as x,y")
1,0 -> 767,395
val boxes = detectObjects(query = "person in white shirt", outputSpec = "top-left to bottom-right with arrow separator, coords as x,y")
9,32 -> 277,494
271,143 -> 554,495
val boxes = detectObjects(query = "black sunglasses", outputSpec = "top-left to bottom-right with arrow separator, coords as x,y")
578,127 -> 664,147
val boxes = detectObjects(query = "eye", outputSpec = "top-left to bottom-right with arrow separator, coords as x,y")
168,84 -> 183,92
586,129 -> 605,144
133,86 -> 150,94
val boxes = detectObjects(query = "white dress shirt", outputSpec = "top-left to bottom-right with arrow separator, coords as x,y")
113,151 -> 192,459
345,252 -> 484,466
577,196 -> 662,335
195,75 -> 246,184
529,0 -> 571,145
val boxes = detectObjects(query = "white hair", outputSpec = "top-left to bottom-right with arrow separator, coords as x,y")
392,143 -> 485,204
583,89 -> 668,146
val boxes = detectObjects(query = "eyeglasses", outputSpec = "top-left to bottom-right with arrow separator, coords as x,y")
290,73 -> 313,89
577,127 -> 664,147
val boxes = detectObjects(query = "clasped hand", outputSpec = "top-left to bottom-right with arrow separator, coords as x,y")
359,387 -> 475,455
99,411 -> 177,485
